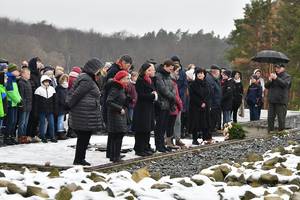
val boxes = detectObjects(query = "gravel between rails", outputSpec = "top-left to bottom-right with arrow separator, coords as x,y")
108,132 -> 300,178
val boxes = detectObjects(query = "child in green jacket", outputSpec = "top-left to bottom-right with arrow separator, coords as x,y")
0,71 -> 7,130
4,64 -> 22,145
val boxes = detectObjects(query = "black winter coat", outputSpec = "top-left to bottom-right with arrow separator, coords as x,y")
106,81 -> 129,133
66,73 -> 102,131
132,76 -> 156,133
221,79 -> 234,111
265,71 -> 291,105
155,66 -> 176,111
34,86 -> 56,114
17,78 -> 32,112
28,58 -> 41,117
188,79 -> 210,132
206,73 -> 222,108
55,85 -> 68,114
232,81 -> 243,109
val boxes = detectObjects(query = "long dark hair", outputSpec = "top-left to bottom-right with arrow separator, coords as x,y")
138,63 -> 152,78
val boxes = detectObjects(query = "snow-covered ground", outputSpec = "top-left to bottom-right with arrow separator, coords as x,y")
0,143 -> 299,199
0,136 -> 225,167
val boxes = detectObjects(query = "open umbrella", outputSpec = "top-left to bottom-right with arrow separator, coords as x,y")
251,50 -> 289,64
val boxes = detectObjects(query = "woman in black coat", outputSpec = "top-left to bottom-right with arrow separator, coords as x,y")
188,68 -> 211,145
66,58 -> 103,166
106,70 -> 130,162
132,63 -> 157,156
232,71 -> 244,123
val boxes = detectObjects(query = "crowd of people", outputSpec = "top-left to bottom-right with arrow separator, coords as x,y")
0,54 -> 291,165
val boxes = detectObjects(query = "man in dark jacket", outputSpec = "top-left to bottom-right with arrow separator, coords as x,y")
206,65 -> 222,132
66,58 -> 103,166
154,60 -> 176,152
265,64 -> 291,132
27,57 -> 42,141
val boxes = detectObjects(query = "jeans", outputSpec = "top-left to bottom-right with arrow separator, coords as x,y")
128,107 -> 134,131
57,114 -> 65,132
5,107 -> 18,138
39,112 -> 55,139
18,111 -> 30,136
223,110 -> 231,126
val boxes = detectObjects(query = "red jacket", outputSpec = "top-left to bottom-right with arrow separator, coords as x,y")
170,80 -> 183,116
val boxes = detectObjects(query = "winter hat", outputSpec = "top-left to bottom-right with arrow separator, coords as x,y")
113,70 -> 129,81
171,56 -> 180,63
83,58 -> 104,75
120,55 -> 133,64
0,58 -> 9,65
253,69 -> 261,75
71,66 -> 82,74
222,70 -> 231,77
40,75 -> 52,84
8,63 -> 18,73
210,64 -> 220,70
0,63 -> 8,71
146,58 -> 157,65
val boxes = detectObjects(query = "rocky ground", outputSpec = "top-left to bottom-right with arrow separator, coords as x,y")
120,132 -> 300,178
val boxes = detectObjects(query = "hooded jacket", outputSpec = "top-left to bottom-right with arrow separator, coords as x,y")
6,72 -> 22,107
34,75 -> 56,113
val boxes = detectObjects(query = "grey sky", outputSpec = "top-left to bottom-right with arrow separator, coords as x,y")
1,0 -> 250,37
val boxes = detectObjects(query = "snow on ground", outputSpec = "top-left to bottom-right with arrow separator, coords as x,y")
0,144 -> 300,199
0,136 -> 224,167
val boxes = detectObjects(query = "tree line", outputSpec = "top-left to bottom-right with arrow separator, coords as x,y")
0,17 -> 229,72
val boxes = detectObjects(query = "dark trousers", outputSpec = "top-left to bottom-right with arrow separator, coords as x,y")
154,109 -> 169,149
180,111 -> 188,136
249,105 -> 260,121
210,107 -> 221,131
5,107 -> 18,139
201,128 -> 211,141
27,111 -> 39,137
74,130 -> 92,163
166,115 -> 177,138
268,103 -> 287,132
134,131 -> 150,153
106,132 -> 112,158
109,132 -> 124,162
232,104 -> 240,123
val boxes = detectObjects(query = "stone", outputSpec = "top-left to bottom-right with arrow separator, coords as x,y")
191,178 -> 204,186
288,185 -> 299,192
0,180 -> 10,187
131,167 -> 150,183
125,195 -> 135,200
263,195 -> 282,200
55,187 -> 72,200
293,146 -> 300,156
47,168 -> 60,178
87,172 -> 106,183
150,171 -> 161,181
275,167 -> 293,176
124,188 -> 138,197
0,171 -> 5,178
233,163 -> 241,168
297,163 -> 300,171
210,168 -> 224,182
7,183 -> 27,196
263,157 -> 286,167
151,183 -> 171,190
178,180 -> 193,187
225,174 -> 246,184
227,181 -> 244,186
287,140 -> 298,146
26,186 -> 49,198
275,186 -> 293,197
289,177 -> 300,186
246,153 -> 263,162
105,187 -> 115,197
271,146 -> 288,155
90,184 -> 104,192
65,183 -> 82,192
219,165 -> 232,177
259,173 -> 279,186
242,191 -> 257,200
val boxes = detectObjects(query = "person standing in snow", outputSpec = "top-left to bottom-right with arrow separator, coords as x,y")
106,70 -> 130,162
34,75 -> 57,143
231,71 -> 244,123
66,58 -> 103,166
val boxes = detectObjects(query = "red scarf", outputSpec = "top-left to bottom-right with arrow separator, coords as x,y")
113,79 -> 127,89
144,75 -> 152,85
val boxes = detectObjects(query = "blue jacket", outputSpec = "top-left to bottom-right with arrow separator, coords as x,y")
206,72 -> 222,108
176,68 -> 188,111
246,83 -> 262,106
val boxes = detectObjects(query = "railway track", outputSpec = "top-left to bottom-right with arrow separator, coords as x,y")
0,127 -> 299,173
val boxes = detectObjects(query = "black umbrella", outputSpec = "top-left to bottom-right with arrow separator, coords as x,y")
251,50 -> 289,64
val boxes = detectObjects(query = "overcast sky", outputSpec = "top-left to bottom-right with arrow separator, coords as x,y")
1,0 -> 251,37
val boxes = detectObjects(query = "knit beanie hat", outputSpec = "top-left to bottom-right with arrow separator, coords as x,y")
8,63 -> 18,73
223,70 -> 231,77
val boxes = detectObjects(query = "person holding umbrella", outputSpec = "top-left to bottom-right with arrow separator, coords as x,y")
265,64 -> 291,133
